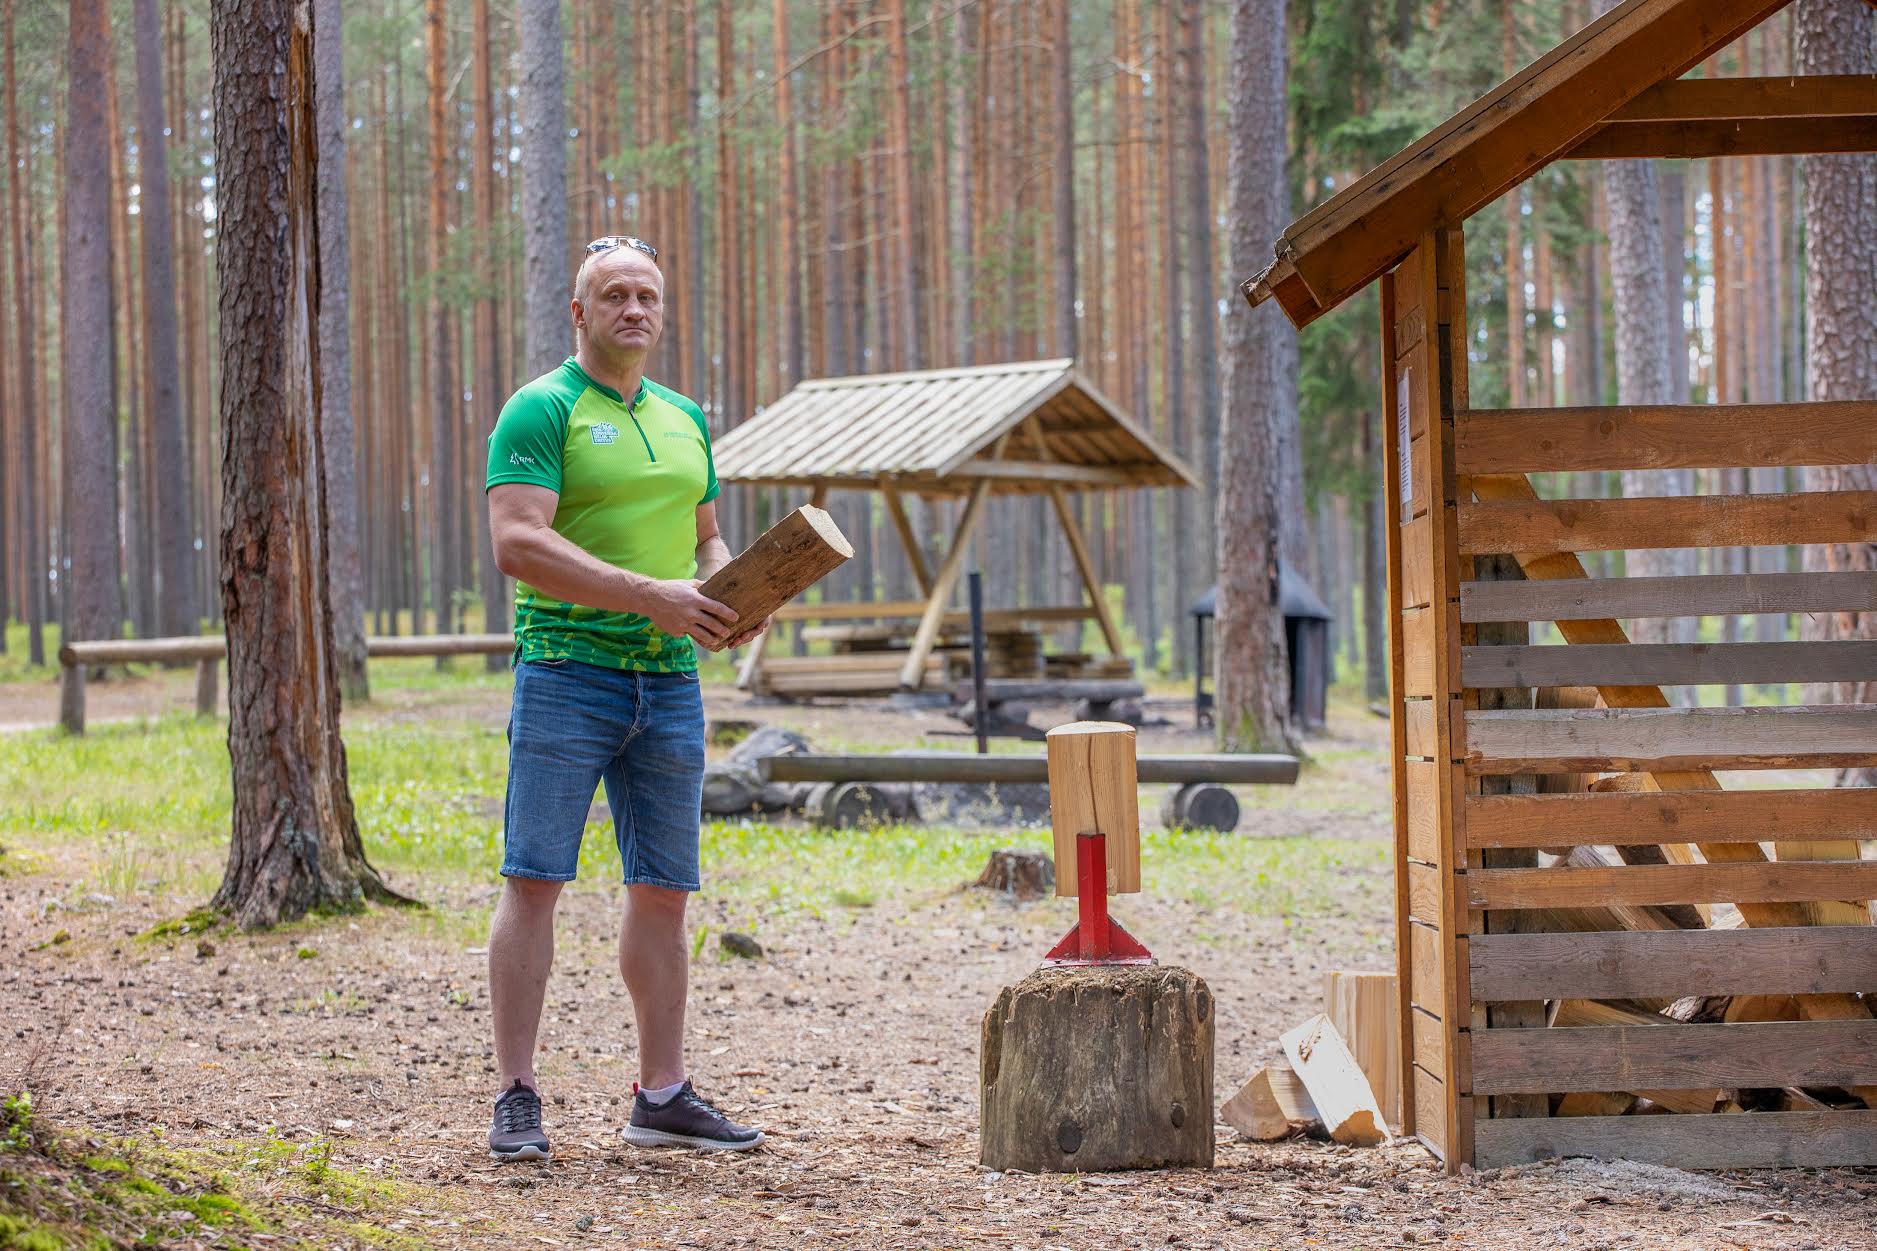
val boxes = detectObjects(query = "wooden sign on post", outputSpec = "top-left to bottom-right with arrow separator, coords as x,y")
698,505 -> 853,645
1046,721 -> 1141,896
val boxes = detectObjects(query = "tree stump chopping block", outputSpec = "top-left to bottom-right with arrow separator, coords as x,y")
980,965 -> 1214,1172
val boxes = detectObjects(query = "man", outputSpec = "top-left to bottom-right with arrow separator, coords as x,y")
483,234 -> 764,1161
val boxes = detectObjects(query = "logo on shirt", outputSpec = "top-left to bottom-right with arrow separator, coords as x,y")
590,422 -> 620,446
509,452 -> 535,466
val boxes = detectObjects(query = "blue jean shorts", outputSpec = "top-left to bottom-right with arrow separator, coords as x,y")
500,659 -> 706,890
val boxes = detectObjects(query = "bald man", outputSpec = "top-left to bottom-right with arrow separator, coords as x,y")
483,234 -> 764,1161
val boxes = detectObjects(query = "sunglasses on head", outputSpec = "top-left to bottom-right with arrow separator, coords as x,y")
586,235 -> 658,260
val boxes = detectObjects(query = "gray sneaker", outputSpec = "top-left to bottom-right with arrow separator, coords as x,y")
488,1079 -> 550,1161
621,1081 -> 764,1152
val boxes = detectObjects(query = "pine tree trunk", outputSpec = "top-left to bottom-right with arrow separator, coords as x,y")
1180,0 -> 1221,613
520,0 -> 568,380
1216,0 -> 1294,754
5,0 -> 44,665
425,0 -> 456,635
63,0 -> 123,648
209,0 -> 405,927
1796,0 -> 1876,786
472,0 -> 507,664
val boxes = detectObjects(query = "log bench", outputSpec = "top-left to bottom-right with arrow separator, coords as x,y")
56,633 -> 514,733
758,749 -> 1300,832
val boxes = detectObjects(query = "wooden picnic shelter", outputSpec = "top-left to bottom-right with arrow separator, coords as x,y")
1245,0 -> 1877,1171
710,358 -> 1197,699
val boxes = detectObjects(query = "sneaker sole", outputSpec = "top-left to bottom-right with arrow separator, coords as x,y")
621,1125 -> 764,1152
489,1145 -> 551,1162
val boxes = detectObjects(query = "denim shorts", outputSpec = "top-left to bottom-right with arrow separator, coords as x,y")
500,659 -> 706,890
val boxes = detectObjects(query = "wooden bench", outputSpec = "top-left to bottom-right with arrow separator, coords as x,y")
950,677 -> 1149,739
758,750 -> 1300,832
56,633 -> 513,733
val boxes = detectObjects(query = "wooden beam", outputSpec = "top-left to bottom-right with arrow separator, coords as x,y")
1463,640 -> 1877,689
1464,704 -> 1877,774
1466,788 -> 1877,849
1471,861 -> 1877,911
1564,116 -> 1877,160
1460,570 -> 1877,622
1455,401 -> 1877,474
759,751 -> 1299,786
1470,927 -> 1877,1002
1458,491 -> 1877,554
881,487 -> 934,597
1600,75 -> 1877,122
1243,0 -> 1788,326
1470,1020 -> 1877,1095
1474,1110 -> 1877,1170
898,478 -> 992,689
1048,484 -> 1125,656
953,459 -> 1149,487
772,601 -> 1097,624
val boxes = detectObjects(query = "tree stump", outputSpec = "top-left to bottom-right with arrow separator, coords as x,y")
972,849 -> 1055,901
1159,783 -> 1241,833
980,965 -> 1214,1172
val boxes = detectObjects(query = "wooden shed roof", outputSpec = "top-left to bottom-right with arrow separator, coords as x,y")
711,358 -> 1198,495
1243,0 -> 1819,328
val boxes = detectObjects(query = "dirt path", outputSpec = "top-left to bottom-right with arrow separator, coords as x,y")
6,684 -> 1873,1248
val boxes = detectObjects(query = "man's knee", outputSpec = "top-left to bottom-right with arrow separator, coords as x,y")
625,883 -> 688,922
501,875 -> 565,915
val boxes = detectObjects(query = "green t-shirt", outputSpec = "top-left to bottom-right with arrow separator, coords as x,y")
485,358 -> 721,672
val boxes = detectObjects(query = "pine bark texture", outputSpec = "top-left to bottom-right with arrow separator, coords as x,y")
519,0 -> 568,379
6,0 -> 45,664
209,0 -> 401,928
979,966 -> 1214,1173
1796,0 -> 1876,785
1216,0 -> 1295,754
132,0 -> 196,638
63,0 -> 123,647
313,0 -> 367,697
472,0 -> 507,665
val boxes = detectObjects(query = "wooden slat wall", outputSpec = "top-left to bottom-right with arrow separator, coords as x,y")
1465,788 -> 1877,849
1458,492 -> 1877,554
1464,704 -> 1877,774
1475,1111 -> 1877,1170
1455,400 -> 1877,473
1472,1020 -> 1877,1094
1470,928 -> 1877,1001
1463,640 -> 1877,689
1460,570 -> 1877,622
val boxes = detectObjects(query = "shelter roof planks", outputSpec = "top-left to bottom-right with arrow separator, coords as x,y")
710,358 -> 1198,497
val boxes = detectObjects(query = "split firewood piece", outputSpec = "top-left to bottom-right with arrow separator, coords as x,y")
1279,1014 -> 1389,1147
1549,998 -> 1724,1114
1263,1063 -> 1320,1124
697,506 -> 853,645
1323,970 -> 1401,1130
1555,1091 -> 1636,1117
1221,1069 -> 1292,1141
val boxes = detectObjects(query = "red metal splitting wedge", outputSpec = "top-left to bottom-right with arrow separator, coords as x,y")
1042,832 -> 1154,967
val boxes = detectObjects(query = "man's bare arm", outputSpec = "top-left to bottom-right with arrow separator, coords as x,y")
489,484 -> 736,647
693,501 -> 733,582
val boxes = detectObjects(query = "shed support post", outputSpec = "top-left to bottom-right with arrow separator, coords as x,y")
899,479 -> 992,689
883,486 -> 935,597
195,658 -> 218,718
1048,485 -> 1125,657
60,662 -> 86,735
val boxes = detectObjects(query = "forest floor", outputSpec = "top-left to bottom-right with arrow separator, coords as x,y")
2,664 -> 1874,1250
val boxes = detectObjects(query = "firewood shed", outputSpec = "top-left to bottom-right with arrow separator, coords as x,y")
710,359 -> 1197,700
1241,0 -> 1877,1171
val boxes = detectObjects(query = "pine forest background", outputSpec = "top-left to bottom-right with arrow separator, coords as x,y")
0,0 -> 1860,703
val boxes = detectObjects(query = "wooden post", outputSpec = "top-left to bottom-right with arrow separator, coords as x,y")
1047,484 -> 1125,656
898,478 -> 991,689
882,486 -> 934,596
1046,720 -> 1141,896
60,662 -> 86,735
194,657 -> 218,718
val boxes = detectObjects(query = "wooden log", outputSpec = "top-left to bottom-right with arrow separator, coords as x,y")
1221,1068 -> 1293,1141
979,966 -> 1214,1172
972,849 -> 1055,901
1280,1013 -> 1390,1147
60,636 -> 227,665
1555,1092 -> 1636,1117
758,751 -> 1300,786
365,633 -> 512,657
1324,971 -> 1402,1131
1159,783 -> 1241,833
1047,721 -> 1140,896
698,505 -> 854,643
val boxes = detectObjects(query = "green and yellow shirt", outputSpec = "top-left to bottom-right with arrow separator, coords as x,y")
485,358 -> 720,672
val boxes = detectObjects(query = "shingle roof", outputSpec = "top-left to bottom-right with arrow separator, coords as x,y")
711,358 -> 1197,495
